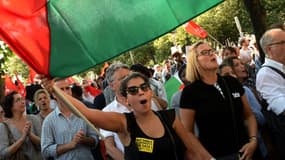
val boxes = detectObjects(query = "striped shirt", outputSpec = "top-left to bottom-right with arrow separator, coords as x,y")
41,107 -> 98,160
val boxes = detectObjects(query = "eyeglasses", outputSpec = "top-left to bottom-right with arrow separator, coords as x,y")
268,40 -> 285,46
126,83 -> 150,95
198,49 -> 216,56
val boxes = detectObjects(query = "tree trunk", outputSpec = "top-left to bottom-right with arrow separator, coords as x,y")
242,0 -> 267,63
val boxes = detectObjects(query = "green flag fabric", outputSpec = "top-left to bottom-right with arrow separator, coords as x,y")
164,73 -> 183,107
0,0 -> 223,77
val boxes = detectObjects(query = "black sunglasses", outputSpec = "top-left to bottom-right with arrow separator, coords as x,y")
126,83 -> 150,95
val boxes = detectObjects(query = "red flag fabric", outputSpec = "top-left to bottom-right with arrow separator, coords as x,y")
185,20 -> 208,38
15,75 -> 26,97
27,67 -> 38,85
4,75 -> 17,95
85,86 -> 102,97
0,0 -> 50,76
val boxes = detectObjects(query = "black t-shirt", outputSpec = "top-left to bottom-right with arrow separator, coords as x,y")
180,75 -> 248,157
124,109 -> 185,160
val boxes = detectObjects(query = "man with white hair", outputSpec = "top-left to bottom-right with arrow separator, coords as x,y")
256,28 -> 285,159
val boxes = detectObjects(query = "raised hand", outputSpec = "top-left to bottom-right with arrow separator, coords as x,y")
21,121 -> 32,138
39,75 -> 54,93
70,129 -> 85,148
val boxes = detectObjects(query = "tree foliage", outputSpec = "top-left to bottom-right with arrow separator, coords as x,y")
0,41 -> 13,102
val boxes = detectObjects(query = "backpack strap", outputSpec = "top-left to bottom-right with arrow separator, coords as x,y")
262,65 -> 285,79
155,110 -> 178,160
124,113 -> 140,160
2,122 -> 15,145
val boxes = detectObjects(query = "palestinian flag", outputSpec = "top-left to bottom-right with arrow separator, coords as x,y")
0,0 -> 223,77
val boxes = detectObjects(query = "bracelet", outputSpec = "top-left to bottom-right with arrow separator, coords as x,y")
210,158 -> 216,160
249,136 -> 257,142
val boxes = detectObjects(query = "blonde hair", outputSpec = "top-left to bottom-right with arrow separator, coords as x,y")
185,41 -> 206,83
33,89 -> 50,104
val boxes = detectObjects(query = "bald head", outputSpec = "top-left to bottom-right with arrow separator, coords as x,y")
260,28 -> 285,64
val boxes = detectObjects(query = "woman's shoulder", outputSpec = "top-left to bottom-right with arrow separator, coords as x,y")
0,121 -> 11,134
220,75 -> 240,84
182,80 -> 206,95
26,114 -> 39,122
157,109 -> 176,124
0,122 -> 6,128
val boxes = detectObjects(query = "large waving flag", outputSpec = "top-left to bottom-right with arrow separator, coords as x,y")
0,0 -> 223,77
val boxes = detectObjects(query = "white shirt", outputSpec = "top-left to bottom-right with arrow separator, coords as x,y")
256,58 -> 285,115
100,98 -> 130,153
239,47 -> 253,64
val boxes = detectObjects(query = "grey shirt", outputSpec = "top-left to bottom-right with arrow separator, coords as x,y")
41,107 -> 98,160
0,115 -> 42,159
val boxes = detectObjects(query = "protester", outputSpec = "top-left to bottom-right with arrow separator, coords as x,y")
222,46 -> 238,60
96,76 -> 105,90
103,84 -> 116,105
256,28 -> 285,160
153,64 -> 163,83
101,63 -> 165,159
219,59 -> 268,159
33,89 -> 54,124
239,37 -> 256,86
130,64 -> 168,110
180,41 -> 258,159
0,91 -> 42,159
41,78 -> 98,160
40,72 -> 213,160
222,57 -> 265,125
170,51 -> 184,75
161,59 -> 172,83
25,74 -> 43,114
218,63 -> 237,78
239,37 -> 253,65
100,63 -> 131,159
71,84 -> 96,109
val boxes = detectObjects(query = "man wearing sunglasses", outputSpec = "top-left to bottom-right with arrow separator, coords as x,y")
257,28 -> 285,159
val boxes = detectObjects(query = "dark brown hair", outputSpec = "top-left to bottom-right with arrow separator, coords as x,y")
3,91 -> 18,118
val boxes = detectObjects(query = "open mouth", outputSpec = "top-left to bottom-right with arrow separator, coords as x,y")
140,99 -> 147,104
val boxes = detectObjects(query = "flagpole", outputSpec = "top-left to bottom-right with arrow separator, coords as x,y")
53,85 -> 104,139
129,51 -> 135,65
207,33 -> 224,47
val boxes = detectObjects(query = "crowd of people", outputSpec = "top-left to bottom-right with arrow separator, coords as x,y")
0,25 -> 285,160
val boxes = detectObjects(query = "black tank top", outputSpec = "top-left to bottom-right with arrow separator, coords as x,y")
124,109 -> 185,160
